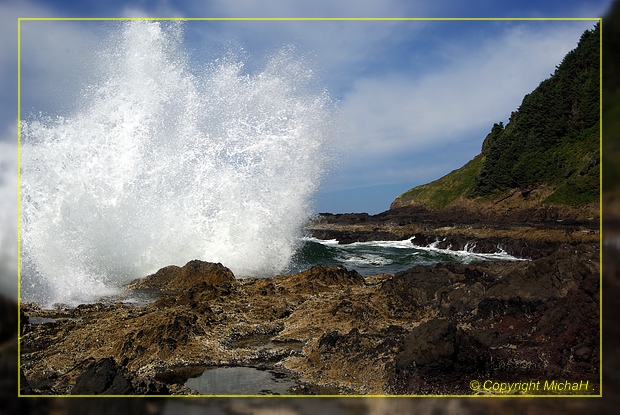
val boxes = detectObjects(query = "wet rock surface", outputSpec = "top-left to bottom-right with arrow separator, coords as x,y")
20,237 -> 600,395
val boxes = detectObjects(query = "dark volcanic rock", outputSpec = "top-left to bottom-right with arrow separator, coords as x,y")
318,330 -> 342,350
533,281 -> 600,377
71,358 -> 134,395
396,319 -> 457,372
381,263 -> 467,308
385,243 -> 600,394
381,244 -> 598,323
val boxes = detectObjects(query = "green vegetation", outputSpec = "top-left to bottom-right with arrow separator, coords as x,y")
396,23 -> 600,209
397,155 -> 484,209
473,24 -> 600,204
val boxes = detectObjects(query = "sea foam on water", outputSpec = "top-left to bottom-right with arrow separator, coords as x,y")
20,21 -> 333,307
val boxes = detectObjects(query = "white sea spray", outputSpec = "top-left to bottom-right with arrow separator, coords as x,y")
20,21 -> 333,306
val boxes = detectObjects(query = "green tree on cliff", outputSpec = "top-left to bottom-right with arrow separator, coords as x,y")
471,24 -> 600,205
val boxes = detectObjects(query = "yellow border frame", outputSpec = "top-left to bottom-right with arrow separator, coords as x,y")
16,16 -> 603,399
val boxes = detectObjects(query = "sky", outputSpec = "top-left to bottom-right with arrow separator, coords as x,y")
0,0 -> 612,298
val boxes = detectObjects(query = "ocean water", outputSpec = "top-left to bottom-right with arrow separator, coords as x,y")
20,21 -> 333,307
285,237 -> 524,277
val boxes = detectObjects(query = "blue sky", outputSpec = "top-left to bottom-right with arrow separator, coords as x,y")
0,0 -> 612,297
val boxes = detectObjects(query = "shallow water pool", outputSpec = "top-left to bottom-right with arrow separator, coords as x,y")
184,366 -> 297,395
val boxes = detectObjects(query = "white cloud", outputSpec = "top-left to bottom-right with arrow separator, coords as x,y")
184,19 -> 426,99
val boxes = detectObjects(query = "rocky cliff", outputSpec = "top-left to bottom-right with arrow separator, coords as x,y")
392,24 -> 600,220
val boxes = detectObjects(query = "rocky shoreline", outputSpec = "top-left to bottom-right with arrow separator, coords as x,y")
19,219 -> 600,395
307,207 -> 599,259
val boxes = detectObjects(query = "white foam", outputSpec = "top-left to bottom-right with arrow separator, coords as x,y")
306,236 -> 416,249
349,237 -> 416,249
337,253 -> 394,267
303,236 -> 340,246
415,242 -> 526,263
308,236 -> 525,264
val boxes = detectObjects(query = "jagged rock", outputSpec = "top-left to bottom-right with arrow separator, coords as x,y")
282,265 -> 365,294
380,263 -> 466,308
71,358 -> 134,395
397,319 -> 457,372
318,330 -> 341,350
114,308 -> 202,363
533,282 -> 600,376
125,260 -> 236,291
